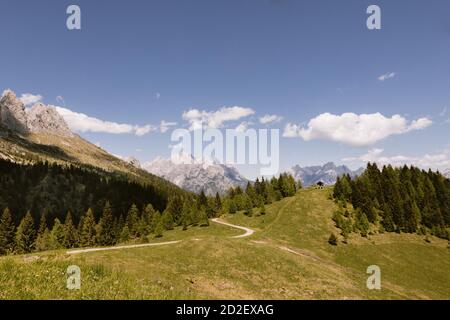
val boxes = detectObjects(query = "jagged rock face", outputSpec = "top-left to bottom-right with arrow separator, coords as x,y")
289,162 -> 363,186
27,103 -> 73,137
143,155 -> 248,195
0,89 -> 28,134
0,90 -> 74,137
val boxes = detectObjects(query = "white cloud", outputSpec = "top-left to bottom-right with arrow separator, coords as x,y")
283,123 -> 301,138
135,124 -> 158,136
378,72 -> 396,81
283,112 -> 432,147
343,148 -> 450,171
182,106 -> 255,131
156,92 -> 161,100
19,93 -> 43,106
55,106 -> 159,136
259,114 -> 283,125
439,107 -> 447,117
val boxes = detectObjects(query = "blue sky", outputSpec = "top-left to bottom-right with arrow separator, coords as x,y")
1,0 -> 449,179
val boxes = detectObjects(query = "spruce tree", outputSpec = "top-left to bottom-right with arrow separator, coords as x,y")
259,203 -> 266,215
15,211 -> 36,253
80,208 -> 96,247
63,212 -> 78,248
162,209 -> 174,230
228,200 -> 237,214
355,209 -> 370,237
190,204 -> 200,226
35,228 -> 54,252
154,219 -> 164,238
120,225 -> 130,242
51,218 -> 66,248
126,204 -> 140,238
37,213 -> 47,237
199,206 -> 209,227
97,202 -> 115,246
0,208 -> 16,255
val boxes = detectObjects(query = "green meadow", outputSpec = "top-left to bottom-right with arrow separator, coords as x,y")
1,188 -> 449,300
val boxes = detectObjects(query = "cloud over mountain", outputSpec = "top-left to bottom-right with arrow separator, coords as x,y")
182,106 -> 255,131
283,112 -> 432,147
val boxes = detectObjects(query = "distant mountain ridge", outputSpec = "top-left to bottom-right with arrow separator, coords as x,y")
143,155 -> 249,195
289,162 -> 363,186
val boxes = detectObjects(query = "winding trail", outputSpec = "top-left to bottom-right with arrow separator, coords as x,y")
67,218 -> 255,255
211,218 -> 255,238
67,241 -> 181,255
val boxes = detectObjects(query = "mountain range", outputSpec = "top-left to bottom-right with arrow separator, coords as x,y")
1,89 -> 447,196
143,155 -> 248,195
288,162 -> 364,187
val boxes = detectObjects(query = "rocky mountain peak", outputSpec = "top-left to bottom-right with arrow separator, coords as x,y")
0,89 -> 74,137
143,156 -> 248,195
0,89 -> 28,134
27,103 -> 74,137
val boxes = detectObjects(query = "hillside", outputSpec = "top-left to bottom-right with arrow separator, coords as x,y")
1,187 -> 449,299
0,90 -> 188,216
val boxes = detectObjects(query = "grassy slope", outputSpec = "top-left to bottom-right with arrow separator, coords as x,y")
1,188 -> 449,300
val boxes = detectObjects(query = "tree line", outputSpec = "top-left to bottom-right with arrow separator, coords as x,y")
332,163 -> 450,240
0,156 -> 301,255
221,173 -> 300,216
0,158 -> 187,225
0,198 -> 213,255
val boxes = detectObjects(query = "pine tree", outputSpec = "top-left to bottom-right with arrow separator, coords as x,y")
51,218 -> 65,248
97,202 -> 115,246
35,228 -> 54,252
63,212 -> 78,248
259,203 -> 266,215
355,209 -> 370,237
244,196 -> 253,217
80,208 -> 96,247
126,204 -> 140,238
154,219 -> 164,238
199,206 -> 209,227
37,213 -> 47,237
0,208 -> 16,255
162,209 -> 174,230
120,225 -> 130,242
381,203 -> 395,232
15,211 -> 36,253
199,190 -> 208,208
190,204 -> 200,226
228,199 -> 237,214
149,211 -> 161,233
181,202 -> 191,231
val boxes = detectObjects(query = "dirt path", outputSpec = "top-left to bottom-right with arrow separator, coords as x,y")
211,218 -> 255,238
67,218 -> 256,255
66,240 -> 181,255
